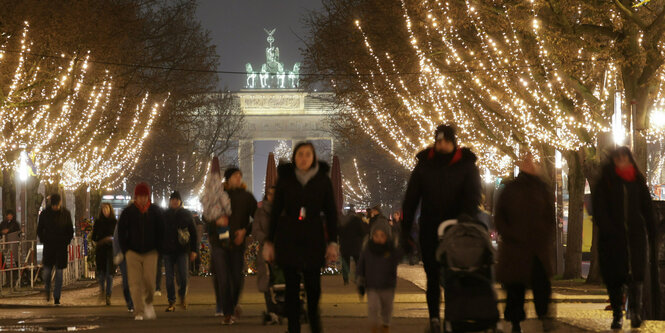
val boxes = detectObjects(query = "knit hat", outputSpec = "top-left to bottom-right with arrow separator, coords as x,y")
370,218 -> 393,240
170,191 -> 182,201
224,167 -> 241,181
434,124 -> 457,144
134,182 -> 150,197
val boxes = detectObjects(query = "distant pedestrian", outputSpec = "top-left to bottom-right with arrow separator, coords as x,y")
37,194 -> 74,305
118,182 -> 164,320
251,186 -> 277,323
1,209 -> 21,283
263,142 -> 339,333
357,218 -> 402,333
592,146 -> 657,329
368,204 -> 389,230
91,203 -> 117,306
402,124 -> 482,332
112,224 -> 134,313
211,166 -> 257,325
494,154 -> 555,332
162,191 -> 198,312
339,209 -> 367,285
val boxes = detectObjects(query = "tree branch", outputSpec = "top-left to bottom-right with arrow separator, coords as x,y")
613,0 -> 649,29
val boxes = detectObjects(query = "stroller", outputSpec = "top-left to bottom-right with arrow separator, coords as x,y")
262,263 -> 308,325
436,216 -> 499,333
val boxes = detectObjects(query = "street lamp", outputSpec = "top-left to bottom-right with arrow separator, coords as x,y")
612,92 -> 625,145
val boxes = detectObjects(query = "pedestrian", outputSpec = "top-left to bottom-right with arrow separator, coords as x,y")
357,218 -> 403,333
402,124 -> 482,332
37,194 -> 74,305
494,154 -> 555,332
112,224 -> 134,313
592,146 -> 657,329
339,209 -> 367,285
162,191 -> 198,312
1,209 -> 21,284
200,157 -> 233,319
91,203 -> 117,306
263,141 -> 339,333
251,186 -> 278,323
118,182 -> 164,320
368,204 -> 389,230
212,166 -> 257,325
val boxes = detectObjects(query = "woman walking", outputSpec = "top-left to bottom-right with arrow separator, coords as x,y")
91,203 -> 117,306
263,142 -> 339,333
593,146 -> 657,329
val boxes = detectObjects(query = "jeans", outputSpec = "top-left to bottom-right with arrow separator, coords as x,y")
284,266 -> 322,333
119,260 -> 134,310
211,245 -> 245,316
164,253 -> 189,304
155,254 -> 163,291
97,270 -> 113,296
504,257 -> 552,324
42,265 -> 63,302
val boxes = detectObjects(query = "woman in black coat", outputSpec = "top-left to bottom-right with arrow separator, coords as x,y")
592,146 -> 657,329
263,142 -> 338,333
91,203 -> 117,305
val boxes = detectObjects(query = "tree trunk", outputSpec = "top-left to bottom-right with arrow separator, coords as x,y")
563,149 -> 585,279
2,169 -> 17,215
74,185 -> 88,225
90,187 -> 102,220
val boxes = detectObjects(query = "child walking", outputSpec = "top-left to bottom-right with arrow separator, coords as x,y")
357,219 -> 403,333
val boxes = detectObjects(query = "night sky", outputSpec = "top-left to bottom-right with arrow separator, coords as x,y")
196,0 -> 324,91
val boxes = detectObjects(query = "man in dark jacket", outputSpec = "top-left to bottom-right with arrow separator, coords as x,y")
118,183 -> 164,320
162,191 -> 197,312
37,194 -> 74,305
339,210 -> 366,285
494,154 -> 555,332
1,209 -> 21,236
1,209 -> 21,278
209,167 -> 257,324
402,124 -> 481,332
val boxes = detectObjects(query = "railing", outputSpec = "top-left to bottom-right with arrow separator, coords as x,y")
0,236 -> 89,295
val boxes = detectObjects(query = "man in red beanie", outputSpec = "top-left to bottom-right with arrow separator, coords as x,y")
118,182 -> 164,320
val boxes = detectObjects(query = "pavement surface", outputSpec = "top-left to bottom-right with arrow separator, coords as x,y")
0,264 -> 661,332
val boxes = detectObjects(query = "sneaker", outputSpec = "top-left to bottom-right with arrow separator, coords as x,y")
222,315 -> 234,325
54,299 -> 60,306
215,312 -> 223,317
154,290 -> 162,297
128,308 -> 135,313
135,315 -> 144,321
166,303 -> 176,312
144,304 -> 157,320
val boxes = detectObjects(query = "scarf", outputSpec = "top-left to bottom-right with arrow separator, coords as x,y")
135,200 -> 151,214
295,162 -> 320,186
615,165 -> 636,182
368,240 -> 394,257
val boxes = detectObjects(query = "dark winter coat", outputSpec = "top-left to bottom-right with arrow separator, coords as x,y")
162,206 -> 198,255
269,161 -> 339,269
91,215 -> 117,273
207,187 -> 257,249
37,207 -> 74,269
118,204 -> 164,254
356,220 -> 403,290
494,172 -> 556,284
0,219 -> 21,235
339,214 -> 367,258
592,163 -> 656,286
402,147 -> 482,252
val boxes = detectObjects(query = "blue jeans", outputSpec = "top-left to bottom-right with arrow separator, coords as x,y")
119,260 -> 134,310
97,270 -> 113,296
42,265 -> 63,302
163,253 -> 189,304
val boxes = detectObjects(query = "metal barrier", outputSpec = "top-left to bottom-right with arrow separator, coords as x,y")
0,237 -> 88,295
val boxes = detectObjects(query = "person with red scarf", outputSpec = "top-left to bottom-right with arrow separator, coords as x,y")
118,182 -> 165,321
592,146 -> 657,329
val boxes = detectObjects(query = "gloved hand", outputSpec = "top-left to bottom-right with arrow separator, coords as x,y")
357,285 -> 366,297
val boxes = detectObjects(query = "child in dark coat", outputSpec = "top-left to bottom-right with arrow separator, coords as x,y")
356,219 -> 403,333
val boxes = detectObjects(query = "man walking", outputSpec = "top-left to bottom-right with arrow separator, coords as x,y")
37,194 -> 74,305
402,124 -> 481,332
162,191 -> 198,312
118,182 -> 164,320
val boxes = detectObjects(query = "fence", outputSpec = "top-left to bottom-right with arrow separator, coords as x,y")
0,236 -> 89,295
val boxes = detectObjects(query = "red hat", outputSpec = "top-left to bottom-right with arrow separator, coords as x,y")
134,182 -> 150,197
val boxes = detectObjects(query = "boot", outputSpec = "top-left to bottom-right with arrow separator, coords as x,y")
611,310 -> 623,330
629,283 -> 644,328
428,318 -> 441,333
